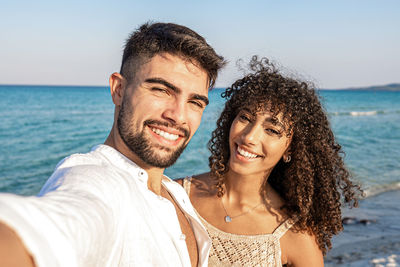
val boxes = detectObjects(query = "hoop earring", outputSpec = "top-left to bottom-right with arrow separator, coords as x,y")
284,155 -> 291,163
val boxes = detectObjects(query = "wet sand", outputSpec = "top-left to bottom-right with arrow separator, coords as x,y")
325,190 -> 400,266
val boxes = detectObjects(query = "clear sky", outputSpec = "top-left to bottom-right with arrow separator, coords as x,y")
1,0 -> 399,89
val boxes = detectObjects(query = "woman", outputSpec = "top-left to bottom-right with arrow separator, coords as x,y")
178,57 -> 362,266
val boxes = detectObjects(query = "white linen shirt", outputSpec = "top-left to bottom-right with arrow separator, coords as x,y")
0,144 -> 211,267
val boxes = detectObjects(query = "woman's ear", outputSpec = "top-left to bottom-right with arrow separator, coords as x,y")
283,153 -> 292,163
283,143 -> 292,163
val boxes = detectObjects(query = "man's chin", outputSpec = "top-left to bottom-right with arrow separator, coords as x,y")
141,156 -> 179,169
138,147 -> 184,168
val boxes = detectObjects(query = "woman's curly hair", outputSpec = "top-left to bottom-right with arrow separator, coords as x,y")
208,56 -> 362,254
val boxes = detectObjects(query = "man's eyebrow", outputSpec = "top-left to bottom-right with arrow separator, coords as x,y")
192,94 -> 209,106
145,77 -> 209,106
145,78 -> 181,93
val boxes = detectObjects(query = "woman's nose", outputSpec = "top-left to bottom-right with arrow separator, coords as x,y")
241,124 -> 262,145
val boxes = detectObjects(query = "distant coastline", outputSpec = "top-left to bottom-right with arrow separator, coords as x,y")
324,83 -> 400,91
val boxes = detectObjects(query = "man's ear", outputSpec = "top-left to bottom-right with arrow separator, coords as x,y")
109,72 -> 126,106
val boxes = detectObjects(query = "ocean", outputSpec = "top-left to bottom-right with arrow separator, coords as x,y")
1,85 -> 399,265
1,85 -> 398,196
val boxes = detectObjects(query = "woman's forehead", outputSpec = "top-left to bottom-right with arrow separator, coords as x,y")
238,104 -> 284,116
237,105 -> 292,131
240,107 -> 287,121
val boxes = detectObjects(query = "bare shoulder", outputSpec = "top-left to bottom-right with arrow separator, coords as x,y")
281,228 -> 324,267
174,173 -> 215,194
191,172 -> 212,184
174,178 -> 184,186
191,172 -> 217,196
175,173 -> 208,185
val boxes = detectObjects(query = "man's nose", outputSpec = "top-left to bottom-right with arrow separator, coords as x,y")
161,99 -> 187,126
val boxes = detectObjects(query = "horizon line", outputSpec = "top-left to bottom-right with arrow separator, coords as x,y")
1,82 -> 399,91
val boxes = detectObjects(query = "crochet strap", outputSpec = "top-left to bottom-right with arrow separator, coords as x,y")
272,217 -> 298,239
183,176 -> 192,195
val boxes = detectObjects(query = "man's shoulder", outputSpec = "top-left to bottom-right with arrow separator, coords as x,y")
39,146 -> 126,195
55,145 -> 108,169
53,144 -> 133,176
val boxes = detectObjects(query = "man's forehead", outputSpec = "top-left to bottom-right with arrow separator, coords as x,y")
138,54 -> 196,74
140,53 -> 193,69
131,53 -> 209,98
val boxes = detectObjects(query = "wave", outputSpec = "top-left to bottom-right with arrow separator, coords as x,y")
362,181 -> 400,199
330,110 -> 386,116
350,111 -> 378,116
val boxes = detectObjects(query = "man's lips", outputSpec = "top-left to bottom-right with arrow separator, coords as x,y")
149,126 -> 180,141
144,120 -> 189,137
144,120 -> 189,144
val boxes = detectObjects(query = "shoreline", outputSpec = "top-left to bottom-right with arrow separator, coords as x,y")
325,189 -> 400,266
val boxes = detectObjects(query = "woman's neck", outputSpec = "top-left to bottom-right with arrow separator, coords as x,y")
223,170 -> 272,207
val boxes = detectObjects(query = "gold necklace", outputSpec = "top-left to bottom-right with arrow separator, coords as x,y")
220,197 -> 264,223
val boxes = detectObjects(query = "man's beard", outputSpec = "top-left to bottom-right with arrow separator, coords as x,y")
117,100 -> 189,168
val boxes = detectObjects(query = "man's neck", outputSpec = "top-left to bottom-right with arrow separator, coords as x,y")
145,167 -> 166,195
104,128 -> 165,195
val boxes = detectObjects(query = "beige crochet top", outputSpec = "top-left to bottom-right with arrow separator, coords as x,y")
184,177 -> 296,267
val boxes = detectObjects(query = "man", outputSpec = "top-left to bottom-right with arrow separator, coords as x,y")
0,22 -> 225,266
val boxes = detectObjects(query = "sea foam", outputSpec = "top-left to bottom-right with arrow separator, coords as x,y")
350,110 -> 378,116
330,110 -> 386,116
363,182 -> 400,199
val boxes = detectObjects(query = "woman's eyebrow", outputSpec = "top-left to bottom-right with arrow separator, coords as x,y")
264,117 -> 285,129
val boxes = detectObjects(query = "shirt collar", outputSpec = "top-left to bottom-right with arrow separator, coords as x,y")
91,144 -> 149,184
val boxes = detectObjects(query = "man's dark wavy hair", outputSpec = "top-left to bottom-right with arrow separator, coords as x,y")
208,56 -> 362,254
120,22 -> 226,88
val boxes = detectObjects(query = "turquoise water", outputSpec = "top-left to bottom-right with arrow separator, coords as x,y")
322,91 -> 400,194
0,85 -> 399,196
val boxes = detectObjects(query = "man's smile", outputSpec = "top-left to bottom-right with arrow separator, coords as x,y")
150,126 -> 179,141
145,121 -> 189,147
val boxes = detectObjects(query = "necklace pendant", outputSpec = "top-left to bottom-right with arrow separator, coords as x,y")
224,215 -> 232,223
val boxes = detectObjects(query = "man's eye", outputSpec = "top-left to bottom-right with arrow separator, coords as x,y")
152,87 -> 168,94
190,100 -> 204,109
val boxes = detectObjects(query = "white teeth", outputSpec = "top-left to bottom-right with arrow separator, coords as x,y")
237,147 -> 258,159
151,127 -> 179,141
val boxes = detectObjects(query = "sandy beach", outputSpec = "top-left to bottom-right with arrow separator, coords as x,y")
325,190 -> 400,266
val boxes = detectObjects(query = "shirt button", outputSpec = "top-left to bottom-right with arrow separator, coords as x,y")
180,234 -> 186,240
138,170 -> 146,182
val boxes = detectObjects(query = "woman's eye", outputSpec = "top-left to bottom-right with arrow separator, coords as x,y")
265,128 -> 281,135
239,114 -> 250,121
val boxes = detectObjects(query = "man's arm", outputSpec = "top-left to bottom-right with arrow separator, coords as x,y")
0,221 -> 35,267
